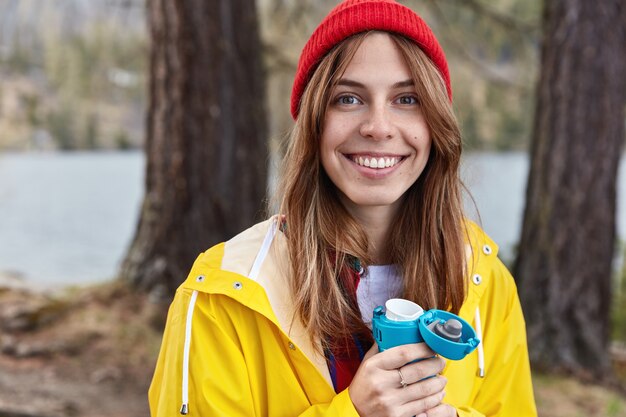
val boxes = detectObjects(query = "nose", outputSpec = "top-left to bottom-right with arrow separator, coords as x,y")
359,104 -> 395,140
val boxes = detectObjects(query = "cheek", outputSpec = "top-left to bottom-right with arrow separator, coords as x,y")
413,129 -> 432,154
321,112 -> 352,143
319,124 -> 343,158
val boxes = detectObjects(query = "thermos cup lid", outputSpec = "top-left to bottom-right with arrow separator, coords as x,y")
385,298 -> 424,321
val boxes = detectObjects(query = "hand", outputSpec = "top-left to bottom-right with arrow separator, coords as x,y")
415,401 -> 457,417
348,343 -> 447,417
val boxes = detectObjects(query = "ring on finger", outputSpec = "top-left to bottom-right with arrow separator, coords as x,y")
397,368 -> 408,388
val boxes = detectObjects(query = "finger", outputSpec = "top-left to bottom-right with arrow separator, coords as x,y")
377,343 -> 436,370
400,389 -> 445,417
415,402 -> 456,417
396,375 -> 446,403
401,356 -> 446,383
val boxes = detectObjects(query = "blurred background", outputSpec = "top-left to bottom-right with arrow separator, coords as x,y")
0,0 -> 624,416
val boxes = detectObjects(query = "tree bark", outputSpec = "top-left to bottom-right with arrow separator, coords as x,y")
120,0 -> 268,295
514,0 -> 625,377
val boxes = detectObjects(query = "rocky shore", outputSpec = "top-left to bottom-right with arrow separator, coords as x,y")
0,275 -> 164,417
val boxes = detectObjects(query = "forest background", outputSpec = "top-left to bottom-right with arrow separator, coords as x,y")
0,0 -> 624,416
0,0 -> 536,152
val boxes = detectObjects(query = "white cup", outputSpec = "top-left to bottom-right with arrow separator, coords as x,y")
385,298 -> 424,322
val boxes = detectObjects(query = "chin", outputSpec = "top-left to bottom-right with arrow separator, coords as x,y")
345,193 -> 403,208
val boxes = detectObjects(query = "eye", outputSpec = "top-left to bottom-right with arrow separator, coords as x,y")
335,94 -> 362,105
396,95 -> 418,105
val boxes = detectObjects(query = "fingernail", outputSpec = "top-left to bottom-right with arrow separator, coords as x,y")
440,390 -> 446,399
417,414 -> 427,417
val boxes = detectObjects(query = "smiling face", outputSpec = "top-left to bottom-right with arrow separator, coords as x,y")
320,32 -> 432,221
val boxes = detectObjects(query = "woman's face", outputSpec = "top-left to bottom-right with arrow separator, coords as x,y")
320,32 -> 432,219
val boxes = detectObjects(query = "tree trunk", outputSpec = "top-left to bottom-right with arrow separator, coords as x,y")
120,0 -> 268,295
514,0 -> 625,377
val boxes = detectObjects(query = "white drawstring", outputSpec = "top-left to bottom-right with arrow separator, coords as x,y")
475,306 -> 485,377
180,290 -> 199,415
179,218 -> 279,414
248,218 -> 278,281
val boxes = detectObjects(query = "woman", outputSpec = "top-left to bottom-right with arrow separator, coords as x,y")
149,1 -> 537,416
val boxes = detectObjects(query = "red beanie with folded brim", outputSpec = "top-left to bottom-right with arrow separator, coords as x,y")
290,0 -> 451,119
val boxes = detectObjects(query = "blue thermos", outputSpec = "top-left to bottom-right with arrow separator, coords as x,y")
372,298 -> 480,360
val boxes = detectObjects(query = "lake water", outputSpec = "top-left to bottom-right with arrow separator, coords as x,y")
0,151 -> 624,287
0,152 -> 145,287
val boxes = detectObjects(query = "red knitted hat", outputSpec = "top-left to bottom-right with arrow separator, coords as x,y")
290,0 -> 451,119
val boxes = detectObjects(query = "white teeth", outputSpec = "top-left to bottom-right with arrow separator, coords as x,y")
352,156 -> 401,169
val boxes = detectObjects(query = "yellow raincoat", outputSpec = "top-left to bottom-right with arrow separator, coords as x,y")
149,217 -> 537,416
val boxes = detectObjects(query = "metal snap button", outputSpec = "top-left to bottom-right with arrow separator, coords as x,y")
482,245 -> 492,255
233,281 -> 243,290
196,275 -> 205,282
472,274 -> 482,285
288,342 -> 296,350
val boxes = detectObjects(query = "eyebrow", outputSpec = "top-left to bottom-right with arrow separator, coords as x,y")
336,78 -> 414,89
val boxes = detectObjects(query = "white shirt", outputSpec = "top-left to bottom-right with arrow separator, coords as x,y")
357,264 -> 403,326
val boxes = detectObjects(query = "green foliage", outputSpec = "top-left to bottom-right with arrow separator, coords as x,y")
1,10 -> 147,150
47,105 -> 77,150
23,94 -> 41,127
114,129 -> 132,150
84,114 -> 100,149
460,110 -> 482,149
612,263 -> 626,342
43,23 -> 146,102
4,33 -> 37,72
607,397 -> 624,417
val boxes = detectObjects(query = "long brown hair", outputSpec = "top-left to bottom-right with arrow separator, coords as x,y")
275,31 -> 467,351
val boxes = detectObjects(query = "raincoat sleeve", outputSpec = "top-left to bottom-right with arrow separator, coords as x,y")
149,288 -> 361,417
454,257 -> 537,417
293,391 -> 360,416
